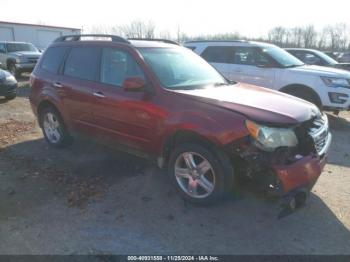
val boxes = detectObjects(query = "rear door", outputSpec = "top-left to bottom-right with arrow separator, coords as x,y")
226,46 -> 276,87
91,47 -> 156,151
56,46 -> 100,133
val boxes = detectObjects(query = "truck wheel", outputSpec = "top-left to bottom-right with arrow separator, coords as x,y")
8,63 -> 21,78
285,89 -> 322,109
39,106 -> 72,148
5,94 -> 16,100
168,143 -> 234,205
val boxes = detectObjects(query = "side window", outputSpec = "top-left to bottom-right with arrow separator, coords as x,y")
290,51 -> 306,61
100,48 -> 144,87
41,46 -> 69,73
304,52 -> 322,65
232,47 -> 256,65
0,43 -> 6,53
201,46 -> 233,64
64,47 -> 100,81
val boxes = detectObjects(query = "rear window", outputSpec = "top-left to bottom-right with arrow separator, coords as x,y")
63,47 -> 100,81
201,46 -> 234,63
41,46 -> 69,73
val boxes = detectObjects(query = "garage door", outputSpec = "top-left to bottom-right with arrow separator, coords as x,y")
37,30 -> 61,49
0,27 -> 14,41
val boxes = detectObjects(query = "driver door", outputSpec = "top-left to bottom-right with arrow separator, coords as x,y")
91,47 -> 158,152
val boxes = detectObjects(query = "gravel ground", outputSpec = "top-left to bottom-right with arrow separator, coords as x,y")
0,76 -> 349,255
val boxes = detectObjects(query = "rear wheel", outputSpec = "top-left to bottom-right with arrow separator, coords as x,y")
39,107 -> 72,148
168,143 -> 234,205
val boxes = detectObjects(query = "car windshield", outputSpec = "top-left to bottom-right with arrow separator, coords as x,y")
262,45 -> 304,68
6,43 -> 38,53
138,47 -> 227,90
314,50 -> 338,65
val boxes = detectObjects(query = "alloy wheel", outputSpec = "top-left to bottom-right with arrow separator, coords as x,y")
43,112 -> 62,144
174,152 -> 215,198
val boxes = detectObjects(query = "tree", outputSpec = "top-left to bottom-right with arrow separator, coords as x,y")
119,20 -> 155,38
302,25 -> 317,48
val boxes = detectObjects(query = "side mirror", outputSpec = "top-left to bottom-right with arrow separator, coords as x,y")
122,76 -> 145,92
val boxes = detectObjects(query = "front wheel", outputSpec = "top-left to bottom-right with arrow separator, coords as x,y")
168,143 -> 234,205
40,107 -> 72,148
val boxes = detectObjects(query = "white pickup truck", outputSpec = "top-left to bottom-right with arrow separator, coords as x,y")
185,40 -> 350,112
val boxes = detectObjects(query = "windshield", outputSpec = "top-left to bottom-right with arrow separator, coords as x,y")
261,45 -> 304,68
314,50 -> 338,65
6,43 -> 38,53
138,47 -> 227,89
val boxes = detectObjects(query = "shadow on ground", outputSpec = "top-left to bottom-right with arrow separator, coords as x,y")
1,137 -> 349,254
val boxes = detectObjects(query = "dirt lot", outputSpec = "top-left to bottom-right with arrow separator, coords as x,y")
0,76 -> 350,255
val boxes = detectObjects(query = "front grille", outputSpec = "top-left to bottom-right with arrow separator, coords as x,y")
307,114 -> 330,156
27,57 -> 38,63
294,113 -> 331,156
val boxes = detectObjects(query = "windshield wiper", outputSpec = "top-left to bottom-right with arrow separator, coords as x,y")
213,82 -> 230,87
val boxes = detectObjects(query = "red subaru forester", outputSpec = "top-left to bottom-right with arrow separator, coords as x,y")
29,35 -> 331,208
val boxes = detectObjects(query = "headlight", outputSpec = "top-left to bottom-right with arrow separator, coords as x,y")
246,120 -> 298,151
321,76 -> 350,88
4,74 -> 16,85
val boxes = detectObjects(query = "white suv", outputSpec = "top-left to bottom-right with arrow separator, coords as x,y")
185,40 -> 350,111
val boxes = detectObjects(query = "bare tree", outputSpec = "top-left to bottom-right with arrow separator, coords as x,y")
268,26 -> 287,46
302,25 -> 317,48
119,20 -> 155,38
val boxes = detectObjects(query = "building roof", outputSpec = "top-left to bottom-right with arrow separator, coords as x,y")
0,21 -> 80,31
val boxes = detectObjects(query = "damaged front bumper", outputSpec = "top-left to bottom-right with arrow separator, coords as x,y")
273,152 -> 327,195
231,114 -> 332,203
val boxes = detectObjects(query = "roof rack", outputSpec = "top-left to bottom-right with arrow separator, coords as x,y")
128,38 -> 179,45
54,34 -> 130,44
185,40 -> 249,43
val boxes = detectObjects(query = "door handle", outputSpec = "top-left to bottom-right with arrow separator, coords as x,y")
93,92 -> 106,98
53,82 -> 63,88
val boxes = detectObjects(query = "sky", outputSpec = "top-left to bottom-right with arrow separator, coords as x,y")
1,0 -> 349,38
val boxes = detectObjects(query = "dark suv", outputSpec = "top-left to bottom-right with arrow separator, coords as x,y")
30,35 -> 331,207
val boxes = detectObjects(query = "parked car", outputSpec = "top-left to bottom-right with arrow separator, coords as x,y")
338,52 -> 350,63
30,35 -> 331,209
0,41 -> 41,77
185,40 -> 350,112
323,51 -> 341,61
0,67 -> 17,100
285,48 -> 350,71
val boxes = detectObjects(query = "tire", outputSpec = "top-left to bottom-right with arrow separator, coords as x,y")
8,63 -> 21,78
168,143 -> 234,205
285,88 -> 322,109
39,106 -> 72,148
5,94 -> 16,100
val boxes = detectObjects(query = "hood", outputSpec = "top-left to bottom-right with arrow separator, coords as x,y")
10,51 -> 41,57
289,64 -> 350,78
173,83 -> 320,126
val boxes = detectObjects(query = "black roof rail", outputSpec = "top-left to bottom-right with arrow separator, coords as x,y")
185,40 -> 249,44
128,38 -> 179,45
54,34 -> 130,44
